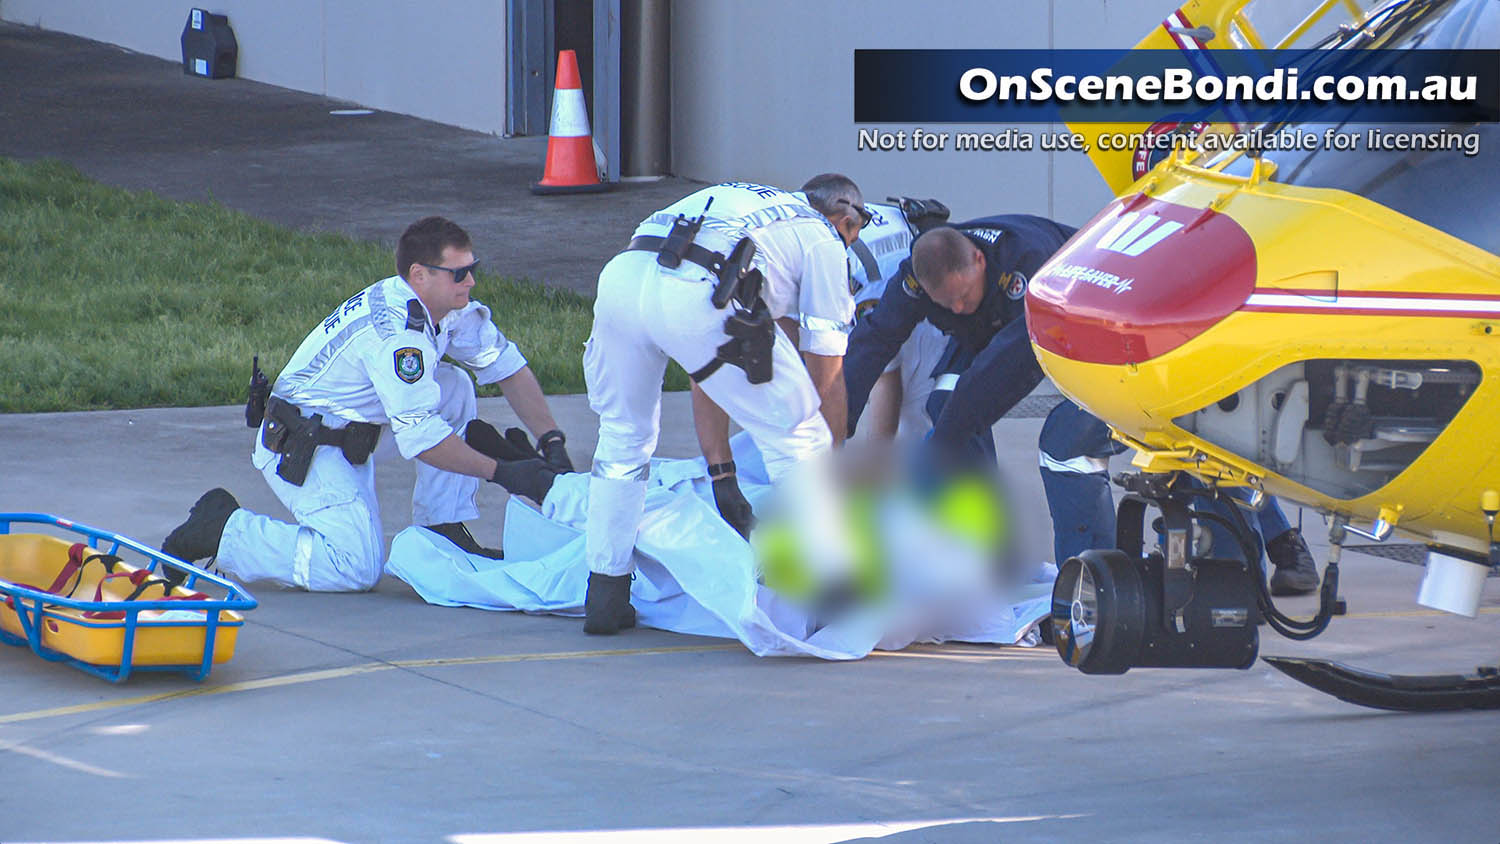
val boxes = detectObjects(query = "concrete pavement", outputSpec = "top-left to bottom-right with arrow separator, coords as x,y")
3,401 -> 1498,843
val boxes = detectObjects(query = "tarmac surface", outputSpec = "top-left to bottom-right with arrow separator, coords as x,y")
2,21 -> 1499,844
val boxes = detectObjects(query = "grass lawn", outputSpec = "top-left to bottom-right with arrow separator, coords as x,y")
0,158 -> 685,413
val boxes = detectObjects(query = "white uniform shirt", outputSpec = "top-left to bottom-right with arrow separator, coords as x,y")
750,218 -> 854,356
272,275 -> 528,459
634,182 -> 855,356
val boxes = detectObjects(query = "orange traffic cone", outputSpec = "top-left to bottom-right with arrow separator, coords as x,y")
531,49 -> 611,195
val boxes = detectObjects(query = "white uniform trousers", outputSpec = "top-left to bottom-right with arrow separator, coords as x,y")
583,250 -> 834,576
218,363 -> 480,591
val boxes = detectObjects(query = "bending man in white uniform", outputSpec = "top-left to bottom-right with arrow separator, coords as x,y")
162,216 -> 570,592
582,175 -> 868,634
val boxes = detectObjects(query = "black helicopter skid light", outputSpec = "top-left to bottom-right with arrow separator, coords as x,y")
1051,548 -> 1261,674
1052,488 -> 1267,675
1263,656 -> 1500,712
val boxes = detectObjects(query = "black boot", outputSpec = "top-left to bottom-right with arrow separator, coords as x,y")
423,522 -> 503,559
162,488 -> 239,564
583,572 -> 637,635
1267,528 -> 1319,596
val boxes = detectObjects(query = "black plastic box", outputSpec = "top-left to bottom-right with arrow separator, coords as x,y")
181,9 -> 237,79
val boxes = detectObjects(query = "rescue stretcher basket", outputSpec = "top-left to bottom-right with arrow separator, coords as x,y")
0,512 -> 257,682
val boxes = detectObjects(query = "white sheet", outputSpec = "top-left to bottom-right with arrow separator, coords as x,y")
385,439 -> 1053,660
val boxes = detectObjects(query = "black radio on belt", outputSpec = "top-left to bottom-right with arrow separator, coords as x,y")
657,197 -> 714,269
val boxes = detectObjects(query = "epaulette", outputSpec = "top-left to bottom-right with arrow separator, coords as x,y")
406,299 -> 429,333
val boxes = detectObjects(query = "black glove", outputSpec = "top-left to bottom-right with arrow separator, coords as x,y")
490,457 -> 558,503
536,428 -> 575,473
711,471 -> 755,540
465,419 -> 537,462
470,420 -> 559,501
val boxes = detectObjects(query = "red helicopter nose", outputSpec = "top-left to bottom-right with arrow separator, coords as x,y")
1027,195 -> 1258,365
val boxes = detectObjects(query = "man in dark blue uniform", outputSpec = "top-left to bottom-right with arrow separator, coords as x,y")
843,215 -> 1075,459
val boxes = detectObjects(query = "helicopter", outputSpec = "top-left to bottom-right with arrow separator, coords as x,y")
1028,0 -> 1500,710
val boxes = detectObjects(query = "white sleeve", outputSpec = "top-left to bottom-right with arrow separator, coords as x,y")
361,331 -> 452,459
445,301 -> 529,385
797,234 -> 855,356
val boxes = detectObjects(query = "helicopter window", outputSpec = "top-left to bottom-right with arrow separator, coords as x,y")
1218,0 -> 1500,255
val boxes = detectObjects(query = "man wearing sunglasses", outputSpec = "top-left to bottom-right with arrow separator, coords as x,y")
161,216 -> 572,592
580,174 -> 867,634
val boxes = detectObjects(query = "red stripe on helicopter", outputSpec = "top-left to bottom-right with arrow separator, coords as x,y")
1243,290 -> 1500,319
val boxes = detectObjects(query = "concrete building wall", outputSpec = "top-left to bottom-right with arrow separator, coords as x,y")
0,0 -> 509,135
668,0 -> 1170,226
666,0 -> 1371,223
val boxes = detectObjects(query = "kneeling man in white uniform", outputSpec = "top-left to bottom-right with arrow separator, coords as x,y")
162,216 -> 570,591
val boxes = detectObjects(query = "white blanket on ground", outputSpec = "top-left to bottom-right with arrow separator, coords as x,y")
385,444 -> 1052,660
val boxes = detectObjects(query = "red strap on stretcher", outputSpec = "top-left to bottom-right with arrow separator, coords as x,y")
4,543 -> 207,618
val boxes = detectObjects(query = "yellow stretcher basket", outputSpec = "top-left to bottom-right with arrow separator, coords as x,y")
0,513 -> 257,682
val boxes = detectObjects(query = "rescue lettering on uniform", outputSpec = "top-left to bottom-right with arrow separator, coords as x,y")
394,347 -> 424,383
966,227 -> 1004,244
342,292 -> 364,315
323,310 -> 341,333
719,181 -> 785,199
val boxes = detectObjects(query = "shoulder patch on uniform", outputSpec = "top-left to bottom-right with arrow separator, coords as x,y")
405,299 -> 429,333
965,227 -> 1004,245
1002,271 -> 1029,300
394,347 -> 424,383
901,272 -> 922,298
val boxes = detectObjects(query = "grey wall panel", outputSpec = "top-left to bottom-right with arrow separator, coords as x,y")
670,0 -> 1173,223
321,1 -> 508,135
3,0 -> 510,136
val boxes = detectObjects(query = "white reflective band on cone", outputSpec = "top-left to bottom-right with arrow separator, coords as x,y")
548,88 -> 591,137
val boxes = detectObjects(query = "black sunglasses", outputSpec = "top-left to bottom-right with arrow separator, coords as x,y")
837,198 -> 873,230
419,260 -> 480,284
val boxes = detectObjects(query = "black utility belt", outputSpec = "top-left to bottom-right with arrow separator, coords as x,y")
261,396 -> 380,486
625,235 -> 727,276
626,233 -> 773,386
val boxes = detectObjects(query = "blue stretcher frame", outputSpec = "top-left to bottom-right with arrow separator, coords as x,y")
0,512 -> 258,683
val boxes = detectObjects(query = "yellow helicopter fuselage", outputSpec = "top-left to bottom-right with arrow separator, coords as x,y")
1027,151 -> 1500,556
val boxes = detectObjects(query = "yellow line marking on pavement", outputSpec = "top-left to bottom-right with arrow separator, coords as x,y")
1340,606 -> 1500,620
0,643 -> 738,726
